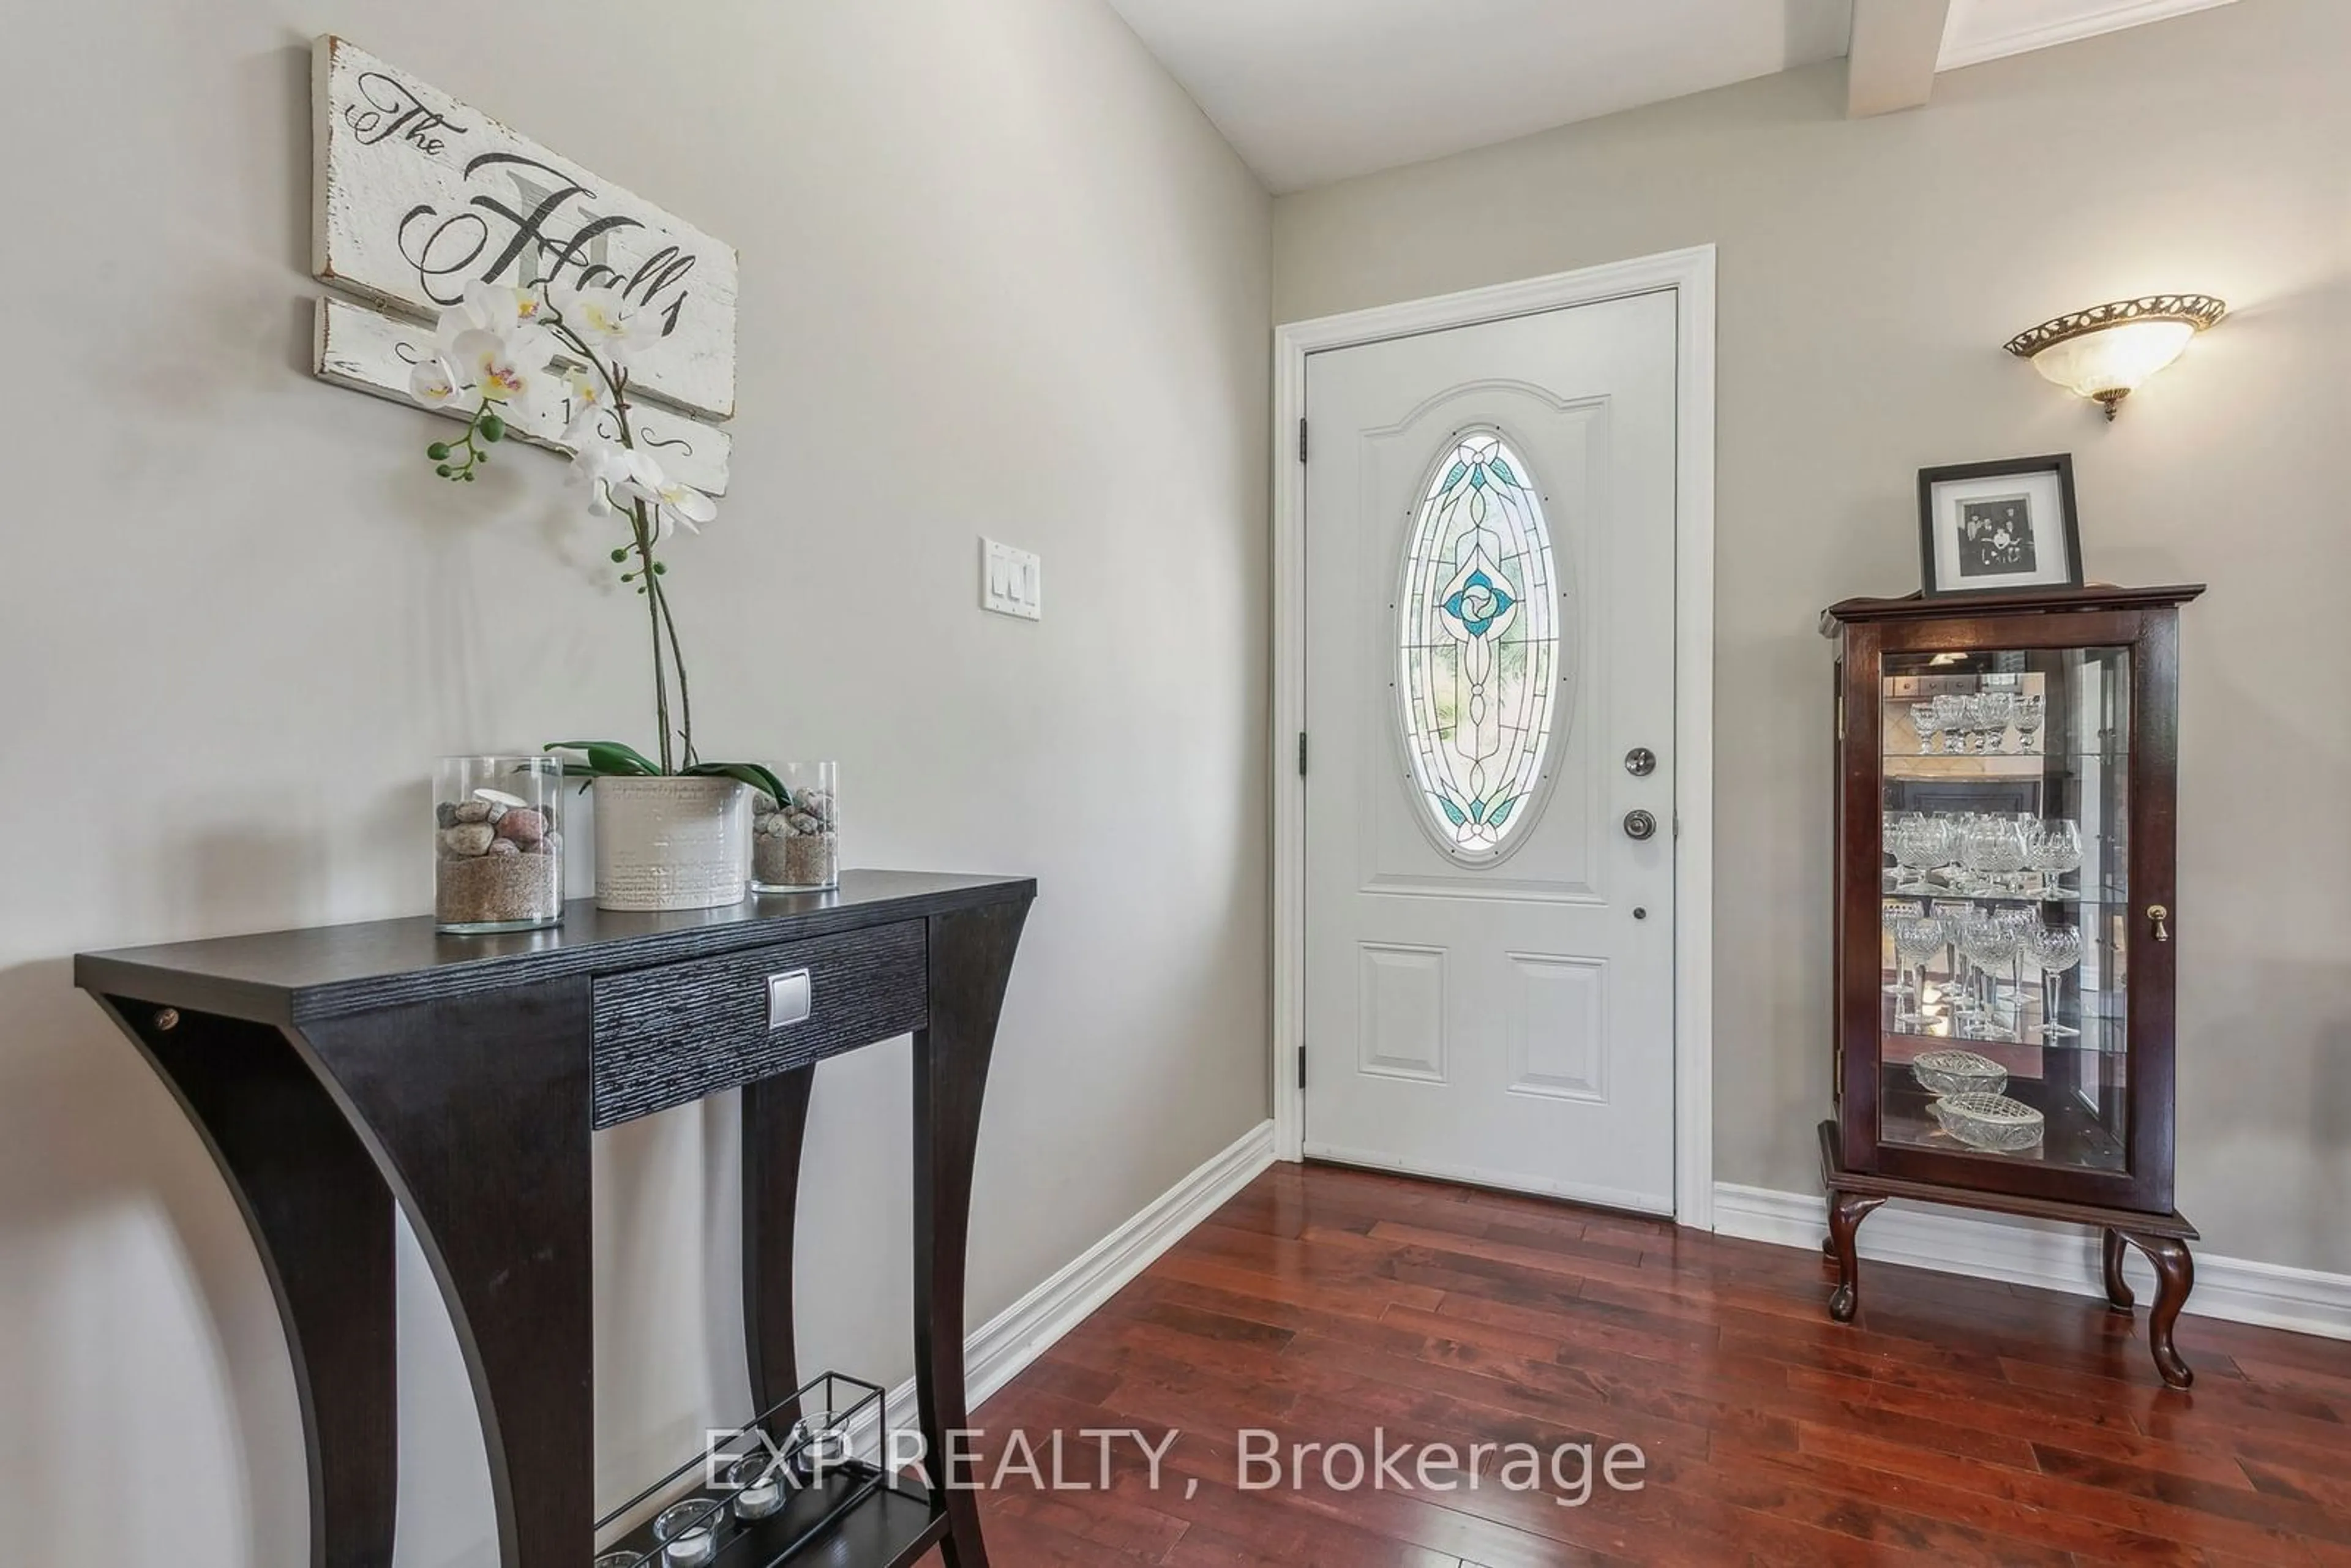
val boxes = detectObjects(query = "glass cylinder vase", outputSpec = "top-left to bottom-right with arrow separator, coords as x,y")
749,762 -> 839,894
434,756 -> 566,933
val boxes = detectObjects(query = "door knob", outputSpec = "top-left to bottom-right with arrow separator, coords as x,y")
1623,809 -> 1657,841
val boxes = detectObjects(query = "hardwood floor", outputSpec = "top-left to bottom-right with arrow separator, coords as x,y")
948,1161 -> 2351,1566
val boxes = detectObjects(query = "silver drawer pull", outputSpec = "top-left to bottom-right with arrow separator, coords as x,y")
767,969 -> 812,1029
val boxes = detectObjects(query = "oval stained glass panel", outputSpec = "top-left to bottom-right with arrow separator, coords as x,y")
1397,432 -> 1561,861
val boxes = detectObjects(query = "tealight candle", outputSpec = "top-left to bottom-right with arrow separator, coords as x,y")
733,1476 -> 783,1520
662,1529 -> 714,1567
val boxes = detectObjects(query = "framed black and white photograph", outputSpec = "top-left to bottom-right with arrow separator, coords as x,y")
1916,454 -> 2083,598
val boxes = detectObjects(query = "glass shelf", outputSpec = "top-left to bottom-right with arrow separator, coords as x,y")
1879,881 -> 2124,906
1883,751 -> 2130,766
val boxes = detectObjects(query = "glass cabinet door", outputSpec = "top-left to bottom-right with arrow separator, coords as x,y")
1874,647 -> 2130,1171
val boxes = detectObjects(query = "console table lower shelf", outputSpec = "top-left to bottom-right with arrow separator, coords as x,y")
1816,1120 -> 2200,1389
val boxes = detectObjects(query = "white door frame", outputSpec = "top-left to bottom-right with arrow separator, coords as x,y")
1272,244 -> 1717,1229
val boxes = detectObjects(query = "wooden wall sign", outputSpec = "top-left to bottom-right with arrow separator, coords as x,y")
310,35 -> 740,427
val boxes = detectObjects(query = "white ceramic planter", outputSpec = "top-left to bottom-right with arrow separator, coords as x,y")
591,776 -> 750,912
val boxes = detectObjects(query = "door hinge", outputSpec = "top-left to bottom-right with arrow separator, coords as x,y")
1297,731 -> 1308,777
1298,418 -> 1308,464
1297,1046 -> 1307,1089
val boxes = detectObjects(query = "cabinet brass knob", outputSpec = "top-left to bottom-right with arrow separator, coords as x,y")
2148,904 -> 2170,943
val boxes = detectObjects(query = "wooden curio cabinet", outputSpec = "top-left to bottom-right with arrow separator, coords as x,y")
1817,584 -> 2205,1387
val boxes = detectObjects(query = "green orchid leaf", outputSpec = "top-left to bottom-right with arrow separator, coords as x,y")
543,740 -> 660,776
684,760 -> 790,804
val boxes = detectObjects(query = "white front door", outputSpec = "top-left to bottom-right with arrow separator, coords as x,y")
1302,291 -> 1679,1214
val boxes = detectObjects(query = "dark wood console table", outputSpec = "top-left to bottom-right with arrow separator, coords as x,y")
75,869 -> 1035,1567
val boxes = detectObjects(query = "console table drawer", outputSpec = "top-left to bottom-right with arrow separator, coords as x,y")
591,920 -> 928,1127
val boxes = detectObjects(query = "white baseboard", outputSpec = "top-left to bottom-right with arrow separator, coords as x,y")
1714,1181 -> 2351,1343
852,1119 -> 1277,1455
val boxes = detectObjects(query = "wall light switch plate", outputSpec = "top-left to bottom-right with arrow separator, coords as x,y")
980,538 -> 1041,621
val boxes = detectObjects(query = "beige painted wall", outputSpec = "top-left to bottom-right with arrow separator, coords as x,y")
0,2 -> 1270,1562
1275,0 -> 2350,1275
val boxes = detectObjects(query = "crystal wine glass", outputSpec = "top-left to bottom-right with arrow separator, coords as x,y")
1975,691 -> 2017,755
2027,819 -> 2084,901
1882,899 -> 1922,1000
1932,692 -> 1971,755
1957,911 -> 2022,1040
1893,915 -> 1947,1031
1910,701 -> 1940,756
2014,693 -> 2046,754
2024,920 -> 2085,1041
1959,815 -> 2027,896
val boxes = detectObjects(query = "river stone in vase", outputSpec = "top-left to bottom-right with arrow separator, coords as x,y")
435,756 -> 565,933
749,762 -> 840,894
592,776 -> 750,911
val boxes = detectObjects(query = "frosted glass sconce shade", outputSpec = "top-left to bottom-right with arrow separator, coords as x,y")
2004,294 -> 2225,419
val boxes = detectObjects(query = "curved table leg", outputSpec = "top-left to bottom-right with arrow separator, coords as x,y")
300,981 -> 595,1566
2121,1232 -> 2195,1389
2101,1228 -> 2136,1315
99,999 -> 396,1568
1825,1191 -> 1886,1324
915,901 -> 1030,1568
744,1065 -> 816,1441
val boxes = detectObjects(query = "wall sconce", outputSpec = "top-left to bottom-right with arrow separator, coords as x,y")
2004,294 -> 2225,420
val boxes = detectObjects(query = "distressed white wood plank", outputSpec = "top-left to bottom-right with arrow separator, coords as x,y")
314,296 -> 732,495
313,35 -> 738,422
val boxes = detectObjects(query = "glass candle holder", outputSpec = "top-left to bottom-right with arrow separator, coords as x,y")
750,762 -> 839,894
652,1499 -> 722,1566
434,756 -> 565,933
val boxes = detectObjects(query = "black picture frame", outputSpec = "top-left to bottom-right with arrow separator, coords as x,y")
1916,454 -> 2083,599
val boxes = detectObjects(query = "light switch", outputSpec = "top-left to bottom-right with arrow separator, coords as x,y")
980,538 -> 1041,621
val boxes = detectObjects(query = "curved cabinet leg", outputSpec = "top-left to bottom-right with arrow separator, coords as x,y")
2123,1232 -> 2195,1389
915,900 -> 1030,1568
299,982 -> 594,1567
2101,1229 -> 2136,1315
744,1065 -> 816,1441
100,999 -> 396,1568
1825,1191 -> 1885,1324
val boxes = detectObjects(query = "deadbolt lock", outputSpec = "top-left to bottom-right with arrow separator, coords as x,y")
1624,746 -> 1657,777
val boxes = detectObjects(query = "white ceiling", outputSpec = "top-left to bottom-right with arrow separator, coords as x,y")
1106,0 -> 2243,193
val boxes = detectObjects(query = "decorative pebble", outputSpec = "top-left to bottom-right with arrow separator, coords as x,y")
436,801 -> 460,829
441,823 -> 497,857
495,808 -> 545,846
485,837 -> 522,857
452,800 -> 493,825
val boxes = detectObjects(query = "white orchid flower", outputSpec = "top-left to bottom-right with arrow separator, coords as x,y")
452,328 -> 535,407
550,283 -> 647,364
465,281 -> 555,345
408,353 -> 463,410
566,439 -> 660,519
560,369 -> 613,444
647,476 -> 717,538
605,451 -> 710,539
